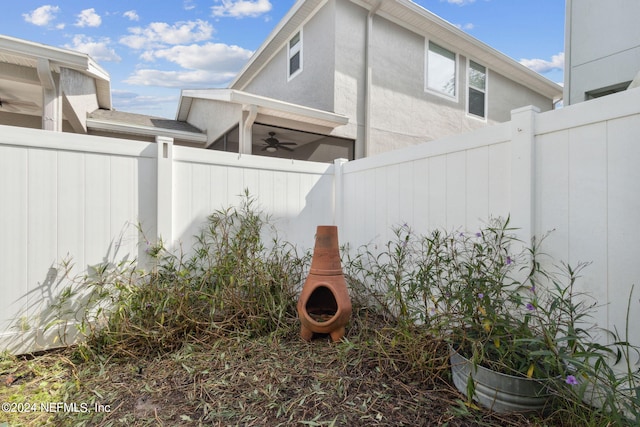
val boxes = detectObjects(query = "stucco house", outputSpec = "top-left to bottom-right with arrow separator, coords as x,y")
2,0 -> 562,161
564,0 -> 640,105
179,0 -> 562,161
0,35 -> 206,146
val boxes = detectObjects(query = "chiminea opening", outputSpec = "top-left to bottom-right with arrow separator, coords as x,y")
305,285 -> 338,323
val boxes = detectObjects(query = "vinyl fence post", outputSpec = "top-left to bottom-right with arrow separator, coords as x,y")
156,136 -> 174,247
510,106 -> 538,248
333,158 -> 348,231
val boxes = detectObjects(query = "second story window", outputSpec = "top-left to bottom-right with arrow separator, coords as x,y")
427,41 -> 457,98
468,60 -> 487,118
288,31 -> 302,79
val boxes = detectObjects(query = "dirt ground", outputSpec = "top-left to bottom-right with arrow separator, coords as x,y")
1,315 -> 560,427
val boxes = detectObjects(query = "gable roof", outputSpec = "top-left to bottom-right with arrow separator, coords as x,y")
0,34 -> 112,111
231,0 -> 562,100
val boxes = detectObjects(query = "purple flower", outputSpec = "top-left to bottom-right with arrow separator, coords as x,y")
530,285 -> 536,293
478,293 -> 484,299
526,303 -> 535,311
565,375 -> 579,386
506,256 -> 512,265
475,232 -> 482,238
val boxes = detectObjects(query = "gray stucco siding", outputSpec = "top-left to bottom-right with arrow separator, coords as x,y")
242,1 -> 336,113
487,70 -> 553,120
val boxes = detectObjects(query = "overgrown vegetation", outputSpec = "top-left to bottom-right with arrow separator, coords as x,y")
71,191 -> 308,359
1,193 -> 638,426
343,219 -> 640,425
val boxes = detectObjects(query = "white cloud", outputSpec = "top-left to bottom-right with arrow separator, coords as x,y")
127,42 -> 252,88
123,10 -> 139,21
75,8 -> 102,28
23,5 -> 60,27
211,0 -> 272,18
120,20 -> 214,49
119,19 -> 250,88
455,23 -> 474,31
64,35 -> 121,62
520,52 -> 564,74
124,68 -> 237,88
147,43 -> 252,70
445,0 -> 476,5
111,89 -> 177,114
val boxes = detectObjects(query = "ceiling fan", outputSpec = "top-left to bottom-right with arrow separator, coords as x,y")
261,132 -> 297,152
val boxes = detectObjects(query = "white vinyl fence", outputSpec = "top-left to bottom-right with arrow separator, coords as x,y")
0,129 -> 335,354
2,86 -> 640,354
338,88 -> 640,350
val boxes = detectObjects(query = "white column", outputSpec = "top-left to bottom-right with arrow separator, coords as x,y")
37,58 -> 62,131
240,104 -> 257,155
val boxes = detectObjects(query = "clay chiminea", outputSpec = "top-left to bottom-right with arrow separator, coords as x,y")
297,225 -> 352,342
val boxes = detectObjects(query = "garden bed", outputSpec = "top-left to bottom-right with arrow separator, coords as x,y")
2,314 -> 553,427
2,196 -> 634,426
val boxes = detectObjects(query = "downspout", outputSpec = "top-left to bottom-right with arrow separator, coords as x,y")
363,0 -> 383,158
563,0 -> 572,106
241,104 -> 258,155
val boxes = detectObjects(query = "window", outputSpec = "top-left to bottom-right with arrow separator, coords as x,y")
585,81 -> 631,101
288,31 -> 302,79
427,41 -> 456,97
468,60 -> 487,118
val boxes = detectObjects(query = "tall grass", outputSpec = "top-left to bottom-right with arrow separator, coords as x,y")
70,191 -> 308,358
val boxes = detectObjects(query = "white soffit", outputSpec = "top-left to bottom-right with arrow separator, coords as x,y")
179,89 -> 349,128
0,35 -> 112,110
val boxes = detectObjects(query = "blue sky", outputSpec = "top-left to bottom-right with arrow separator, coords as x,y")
4,0 -> 565,119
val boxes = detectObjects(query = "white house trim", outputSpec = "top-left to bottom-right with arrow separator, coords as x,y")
230,0 -> 561,102
231,0 -> 328,91
178,89 -> 349,129
0,35 -> 111,110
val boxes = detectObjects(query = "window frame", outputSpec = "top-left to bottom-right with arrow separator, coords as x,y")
467,59 -> 488,120
425,39 -> 459,101
287,30 -> 303,81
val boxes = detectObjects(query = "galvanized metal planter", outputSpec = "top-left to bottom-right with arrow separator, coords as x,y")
450,347 -> 555,413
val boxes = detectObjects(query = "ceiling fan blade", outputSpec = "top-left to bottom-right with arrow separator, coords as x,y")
279,142 -> 297,146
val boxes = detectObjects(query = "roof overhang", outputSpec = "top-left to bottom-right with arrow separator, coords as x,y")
178,89 -> 350,129
0,35 -> 111,110
231,0 -> 562,101
377,0 -> 562,100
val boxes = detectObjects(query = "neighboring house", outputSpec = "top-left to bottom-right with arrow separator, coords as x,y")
179,0 -> 562,161
0,35 -> 205,146
564,0 -> 640,105
2,0 -> 563,161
